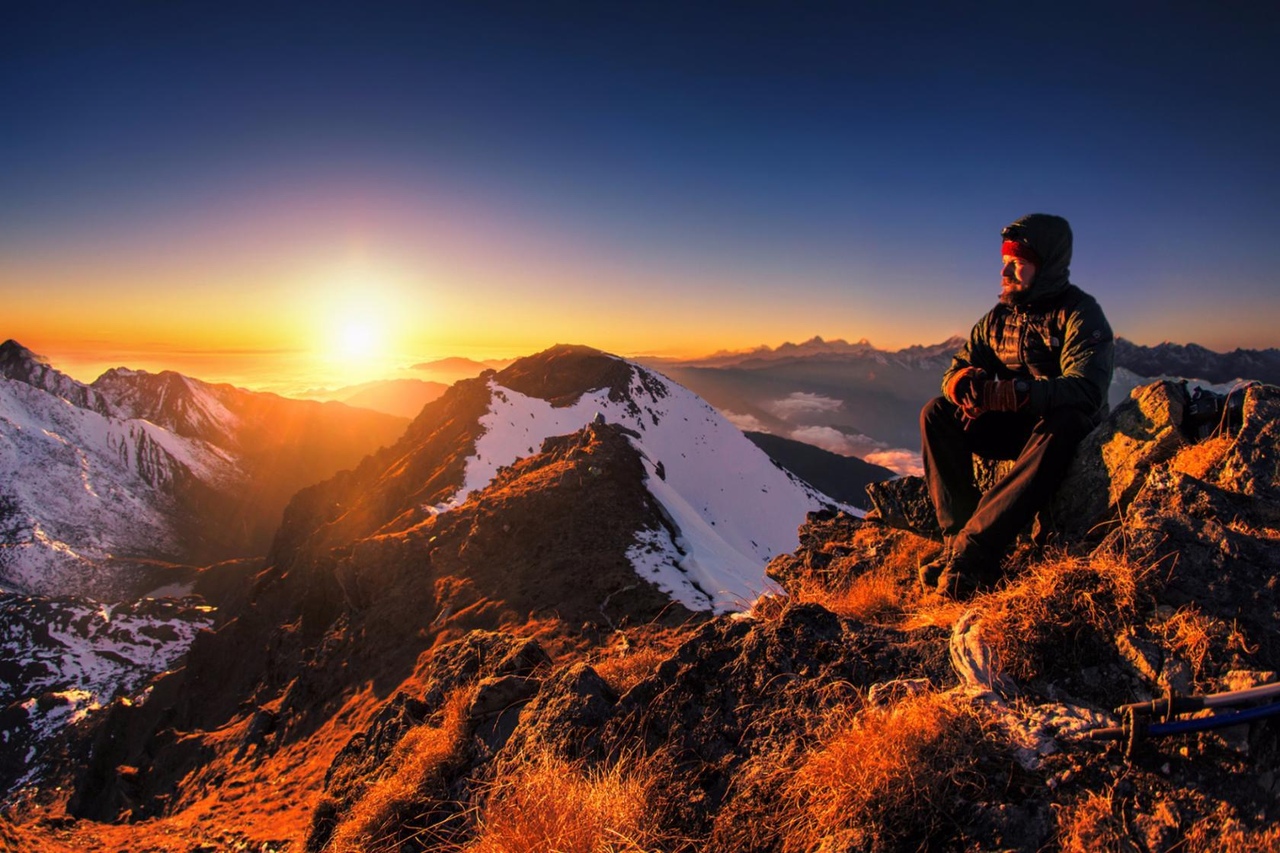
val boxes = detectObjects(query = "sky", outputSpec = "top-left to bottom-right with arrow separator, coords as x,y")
3,1 -> 1278,392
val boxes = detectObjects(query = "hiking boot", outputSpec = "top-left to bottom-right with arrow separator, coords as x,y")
935,552 -> 1001,601
917,538 -> 954,590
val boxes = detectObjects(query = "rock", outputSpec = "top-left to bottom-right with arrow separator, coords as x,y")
765,510 -> 885,591
1204,383 -> 1280,503
468,674 -> 542,753
1133,798 -> 1182,853
305,631 -> 552,853
1099,468 -> 1280,670
496,663 -> 618,762
1049,380 -> 1191,539
599,603 -> 947,839
1115,628 -> 1163,686
865,476 -> 940,539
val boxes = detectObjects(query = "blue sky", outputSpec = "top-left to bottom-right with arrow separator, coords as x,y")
3,1 -> 1278,385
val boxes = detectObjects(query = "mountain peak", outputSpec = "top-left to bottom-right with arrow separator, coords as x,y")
0,338 -> 44,364
0,339 -> 109,414
494,344 -> 634,407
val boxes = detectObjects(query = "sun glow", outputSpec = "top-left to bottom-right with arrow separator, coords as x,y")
306,256 -> 422,387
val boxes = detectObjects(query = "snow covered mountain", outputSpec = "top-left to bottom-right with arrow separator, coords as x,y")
0,340 -> 406,600
0,591 -> 214,793
280,343 -> 855,615
55,345 -> 858,819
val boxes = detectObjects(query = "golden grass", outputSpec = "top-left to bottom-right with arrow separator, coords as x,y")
1159,606 -> 1217,679
1055,790 -> 1139,852
325,687 -> 474,853
793,565 -> 906,624
776,691 -> 990,853
1183,811 -> 1280,852
1058,794 -> 1280,853
462,752 -> 668,853
977,551 -> 1146,682
593,642 -> 672,696
1171,433 -> 1234,480
789,528 -> 937,625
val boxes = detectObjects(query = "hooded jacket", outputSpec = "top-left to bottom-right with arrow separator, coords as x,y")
942,213 -> 1114,420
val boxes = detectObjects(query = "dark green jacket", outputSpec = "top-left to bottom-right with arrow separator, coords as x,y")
942,214 -> 1115,419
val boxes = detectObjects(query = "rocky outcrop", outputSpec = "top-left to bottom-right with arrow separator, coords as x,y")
302,603 -> 954,851
31,379 -> 1280,851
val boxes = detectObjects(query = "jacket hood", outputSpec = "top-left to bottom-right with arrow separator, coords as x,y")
1005,213 -> 1072,304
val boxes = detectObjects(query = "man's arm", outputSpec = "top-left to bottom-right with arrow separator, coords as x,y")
941,312 -> 1001,398
1026,294 -> 1114,415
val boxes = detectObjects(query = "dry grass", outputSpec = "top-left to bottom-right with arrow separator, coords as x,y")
593,642 -> 672,696
325,687 -> 474,853
462,752 -> 669,853
789,528 -> 936,625
776,691 -> 990,853
1158,606 -> 1218,680
1171,433 -> 1234,480
1058,794 -> 1280,853
592,625 -> 693,696
1055,790 -> 1140,852
1183,809 -> 1280,852
977,550 -> 1147,682
793,565 -> 906,624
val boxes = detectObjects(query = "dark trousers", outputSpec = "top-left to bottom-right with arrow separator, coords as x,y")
920,397 -> 1093,561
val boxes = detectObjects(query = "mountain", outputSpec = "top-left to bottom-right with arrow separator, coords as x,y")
640,338 -> 960,463
744,431 -> 896,508
0,340 -> 408,599
642,335 -> 1280,479
37,344 -> 850,826
15,376 -> 1280,850
670,335 -> 965,370
1114,337 -> 1280,386
0,591 -> 215,793
300,377 -> 449,419
410,356 -> 514,381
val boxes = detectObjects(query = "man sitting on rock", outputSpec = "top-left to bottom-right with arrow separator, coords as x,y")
920,213 -> 1114,598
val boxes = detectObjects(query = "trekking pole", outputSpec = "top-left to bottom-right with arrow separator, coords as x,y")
1084,683 -> 1280,758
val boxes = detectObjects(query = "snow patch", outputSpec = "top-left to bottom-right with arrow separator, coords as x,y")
434,358 -> 853,613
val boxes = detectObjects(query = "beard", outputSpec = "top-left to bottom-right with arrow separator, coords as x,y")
999,277 -> 1033,306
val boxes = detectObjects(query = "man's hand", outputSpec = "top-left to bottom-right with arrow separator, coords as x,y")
944,367 -> 987,411
980,379 -> 1029,412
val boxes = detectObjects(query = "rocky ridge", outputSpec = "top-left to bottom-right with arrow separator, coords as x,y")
9,364 -> 1280,851
290,378 -> 1280,851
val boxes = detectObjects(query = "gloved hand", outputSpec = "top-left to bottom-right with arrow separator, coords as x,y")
980,379 -> 1030,412
944,367 -> 987,410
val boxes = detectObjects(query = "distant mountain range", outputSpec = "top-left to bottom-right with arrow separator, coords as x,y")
0,340 -> 408,600
1113,338 -> 1280,386
301,377 -> 450,419
636,335 -> 1278,476
410,355 -> 513,377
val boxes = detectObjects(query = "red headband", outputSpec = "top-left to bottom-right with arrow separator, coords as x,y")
1002,239 -> 1041,265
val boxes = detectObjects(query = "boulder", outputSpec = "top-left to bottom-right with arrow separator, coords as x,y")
864,477 -> 940,539
1049,380 -> 1190,538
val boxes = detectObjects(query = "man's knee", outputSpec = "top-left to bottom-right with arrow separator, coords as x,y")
921,396 -> 954,430
1038,406 -> 1095,445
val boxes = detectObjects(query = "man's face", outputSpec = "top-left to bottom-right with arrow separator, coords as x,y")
1000,254 -> 1037,304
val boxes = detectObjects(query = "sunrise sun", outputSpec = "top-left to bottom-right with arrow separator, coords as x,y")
336,318 -> 381,359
